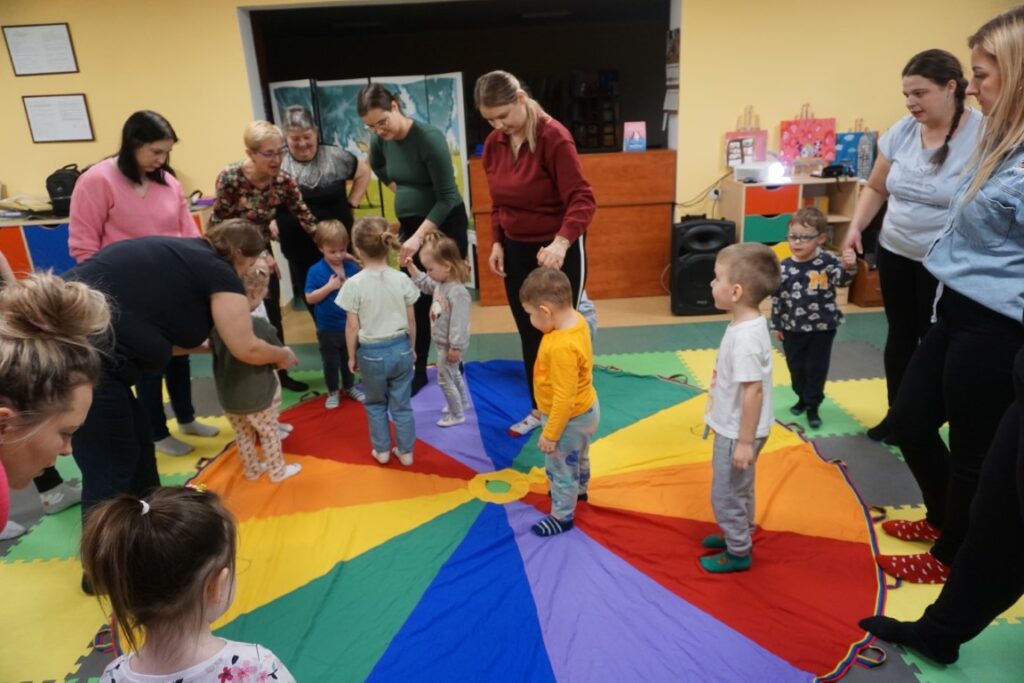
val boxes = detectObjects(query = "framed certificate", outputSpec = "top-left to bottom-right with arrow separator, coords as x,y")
22,94 -> 94,143
2,23 -> 79,76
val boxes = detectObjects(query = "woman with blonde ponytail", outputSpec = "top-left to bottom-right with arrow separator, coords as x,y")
0,272 -> 109,531
874,5 -> 1024,586
474,70 -> 596,436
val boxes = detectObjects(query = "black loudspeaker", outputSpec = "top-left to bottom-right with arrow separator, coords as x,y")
670,218 -> 736,315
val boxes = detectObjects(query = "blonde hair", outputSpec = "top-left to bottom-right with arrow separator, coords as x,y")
243,261 -> 271,297
964,7 -> 1024,199
474,70 -> 548,154
519,267 -> 572,308
81,486 -> 236,654
421,230 -> 470,283
716,243 -> 781,305
314,219 -> 350,249
204,219 -> 265,260
0,273 -> 109,426
243,120 -> 283,151
352,216 -> 400,260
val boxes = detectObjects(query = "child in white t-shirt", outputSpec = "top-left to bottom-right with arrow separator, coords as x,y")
702,243 -> 781,573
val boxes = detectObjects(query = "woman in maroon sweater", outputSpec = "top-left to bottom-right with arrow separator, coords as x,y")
475,70 -> 596,436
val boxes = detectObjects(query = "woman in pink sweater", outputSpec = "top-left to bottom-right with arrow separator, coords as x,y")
68,111 -> 219,457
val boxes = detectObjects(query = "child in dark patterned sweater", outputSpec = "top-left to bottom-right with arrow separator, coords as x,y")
770,207 -> 857,429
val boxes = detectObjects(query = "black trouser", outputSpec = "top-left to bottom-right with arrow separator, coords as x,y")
33,466 -> 63,494
913,355 -> 1024,651
71,372 -> 161,522
398,206 -> 469,378
503,236 -> 586,407
877,246 -> 938,406
781,330 -> 836,409
266,270 -> 285,343
136,355 -> 196,441
889,287 -> 1024,564
279,228 -> 323,324
317,330 -> 355,393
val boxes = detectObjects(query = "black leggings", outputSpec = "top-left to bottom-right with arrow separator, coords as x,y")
503,236 -> 587,407
912,348 -> 1024,651
890,287 -> 1024,564
877,246 -> 938,405
399,206 -> 469,377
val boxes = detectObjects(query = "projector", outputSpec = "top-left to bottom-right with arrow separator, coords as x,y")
734,160 -> 788,184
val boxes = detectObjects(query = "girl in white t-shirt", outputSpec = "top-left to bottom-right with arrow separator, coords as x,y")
841,49 -> 982,442
338,217 -> 422,466
83,486 -> 295,683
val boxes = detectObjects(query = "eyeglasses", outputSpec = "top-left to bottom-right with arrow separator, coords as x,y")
787,233 -> 821,243
253,147 -> 287,159
364,113 -> 391,133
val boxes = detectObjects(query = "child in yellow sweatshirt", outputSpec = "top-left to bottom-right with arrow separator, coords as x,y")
519,267 -> 600,537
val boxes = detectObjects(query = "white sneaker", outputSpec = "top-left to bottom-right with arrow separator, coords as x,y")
155,435 -> 194,456
392,447 -> 414,467
1,520 -> 26,541
269,462 -> 302,483
371,449 -> 391,465
179,419 -> 220,437
437,414 -> 465,428
345,387 -> 366,403
278,422 -> 294,434
325,392 -> 340,410
507,413 -> 542,437
40,482 -> 82,515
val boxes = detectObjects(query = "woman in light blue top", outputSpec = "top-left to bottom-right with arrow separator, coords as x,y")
842,50 -> 982,442
873,19 -> 1024,585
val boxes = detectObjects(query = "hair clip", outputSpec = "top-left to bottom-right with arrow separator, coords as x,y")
140,500 -> 150,516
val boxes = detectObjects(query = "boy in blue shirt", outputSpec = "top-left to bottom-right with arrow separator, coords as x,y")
305,220 -> 364,409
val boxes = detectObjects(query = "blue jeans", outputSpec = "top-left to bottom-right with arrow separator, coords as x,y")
358,336 -> 415,454
72,373 -> 161,521
136,355 -> 197,440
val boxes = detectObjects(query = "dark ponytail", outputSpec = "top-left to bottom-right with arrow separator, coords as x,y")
356,83 -> 399,117
902,49 -> 967,168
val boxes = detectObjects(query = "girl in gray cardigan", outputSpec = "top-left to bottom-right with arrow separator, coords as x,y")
404,232 -> 472,426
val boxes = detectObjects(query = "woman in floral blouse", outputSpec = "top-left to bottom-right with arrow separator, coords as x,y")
211,120 -> 317,392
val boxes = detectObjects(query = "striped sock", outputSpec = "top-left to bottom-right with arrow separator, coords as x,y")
531,515 -> 574,537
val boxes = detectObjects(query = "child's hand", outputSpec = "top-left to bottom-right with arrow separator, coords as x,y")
446,347 -> 462,363
732,442 -> 755,470
538,435 -> 557,454
842,248 -> 858,270
773,330 -> 784,342
277,346 -> 299,370
348,356 -> 357,374
326,274 -> 343,291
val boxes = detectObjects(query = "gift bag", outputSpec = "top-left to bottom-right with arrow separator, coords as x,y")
779,103 -> 836,164
834,120 -> 877,179
725,105 -> 768,168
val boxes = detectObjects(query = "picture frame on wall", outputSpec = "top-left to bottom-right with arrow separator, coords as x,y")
2,23 -> 79,76
22,94 -> 94,143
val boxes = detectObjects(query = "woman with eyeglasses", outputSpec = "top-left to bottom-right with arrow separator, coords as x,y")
840,50 -> 982,443
357,84 -> 469,396
211,120 -> 318,392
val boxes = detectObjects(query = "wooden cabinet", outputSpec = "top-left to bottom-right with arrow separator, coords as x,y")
470,149 -> 676,306
719,176 -> 860,247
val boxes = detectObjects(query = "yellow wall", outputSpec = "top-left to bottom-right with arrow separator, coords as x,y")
676,0 -> 1016,218
0,0 -> 1017,207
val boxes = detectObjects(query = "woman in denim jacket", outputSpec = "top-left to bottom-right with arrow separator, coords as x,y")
875,6 -> 1024,585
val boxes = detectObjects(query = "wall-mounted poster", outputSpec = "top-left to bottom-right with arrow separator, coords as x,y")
3,23 -> 78,76
22,94 -> 93,142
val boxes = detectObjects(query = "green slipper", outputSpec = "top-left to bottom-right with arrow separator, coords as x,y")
701,534 -> 727,549
700,551 -> 752,573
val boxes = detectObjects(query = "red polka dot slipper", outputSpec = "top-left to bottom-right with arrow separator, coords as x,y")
880,517 -> 941,542
876,552 -> 950,584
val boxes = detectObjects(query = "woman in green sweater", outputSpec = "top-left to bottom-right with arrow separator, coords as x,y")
358,83 -> 469,395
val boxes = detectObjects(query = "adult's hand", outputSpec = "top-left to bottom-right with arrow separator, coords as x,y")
537,237 -> 568,269
276,345 -> 299,370
841,227 -> 863,258
269,219 -> 280,240
399,233 -> 422,266
489,242 -> 506,278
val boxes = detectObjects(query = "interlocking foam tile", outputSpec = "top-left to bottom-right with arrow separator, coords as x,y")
55,454 -> 82,481
0,559 -> 108,682
899,620 -> 1024,683
594,351 -> 689,378
815,435 -> 922,508
279,369 -> 328,410
1,506 -> 81,563
824,378 -> 888,429
159,416 -> 235,475
835,312 -> 889,351
826,340 -> 887,382
772,386 -> 864,438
